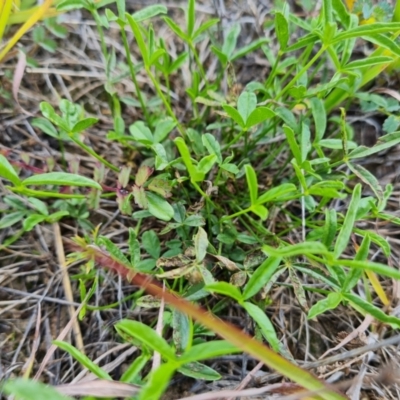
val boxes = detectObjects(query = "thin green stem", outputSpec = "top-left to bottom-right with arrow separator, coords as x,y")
119,24 -> 150,124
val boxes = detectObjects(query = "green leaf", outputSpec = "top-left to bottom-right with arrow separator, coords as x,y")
181,340 -> 240,363
342,234 -> 370,292
3,379 -> 73,400
202,133 -> 222,164
21,172 -> 102,189
263,242 -> 329,258
275,12 -> 289,50
348,163 -> 382,203
243,256 -> 282,300
192,18 -> 219,39
205,282 -> 243,302
179,362 -> 221,380
283,125 -> 302,164
222,104 -> 245,127
222,23 -> 241,58
332,22 -> 400,43
138,362 -> 177,400
128,227 -> 141,266
336,259 -> 400,281
242,302 -> 281,352
99,236 -> 131,266
334,183 -> 361,258
197,154 -> 217,174
131,4 -> 167,22
221,163 -> 239,174
0,211 -> 25,229
245,164 -> 258,205
344,293 -> 400,327
153,117 -> 176,143
310,97 -> 326,142
0,154 -> 21,185
71,117 -> 98,133
237,91 -> 257,124
56,0 -> 87,11
116,319 -> 176,361
362,33 -> 400,58
54,340 -> 112,380
142,230 -> 160,259
172,309 -> 191,353
343,56 -> 395,70
175,137 -> 204,182
231,37 -> 270,61
322,209 -> 337,248
23,214 -> 47,231
308,292 -> 342,319
251,204 -> 269,220
31,117 -> 64,139
183,215 -> 205,227
246,107 -> 275,128
126,13 -> 149,65
164,16 -> 189,41
257,183 -> 296,204
146,191 -> 174,221
130,121 -> 154,145
27,197 -> 49,215
187,0 -> 195,37
194,227 -> 208,263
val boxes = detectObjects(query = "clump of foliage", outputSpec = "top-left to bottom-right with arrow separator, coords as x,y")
2,0 -> 400,398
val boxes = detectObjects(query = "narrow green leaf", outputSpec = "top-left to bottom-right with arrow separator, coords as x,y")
283,125 -> 302,164
348,163 -> 383,203
54,340 -> 112,380
116,320 -> 176,361
172,309 -> 191,353
362,33 -> 400,58
308,292 -> 342,319
334,183 -> 361,258
322,209 -> 337,248
237,91 -> 257,124
342,234 -> 370,292
131,4 -> 167,22
337,259 -> 400,280
310,97 -> 326,142
344,56 -> 395,70
187,0 -> 195,37
246,107 -> 275,128
245,164 -> 258,205
231,37 -> 270,61
138,362 -> 177,400
344,293 -> 400,327
300,122 -> 311,162
222,23 -> 241,58
31,117 -> 62,139
243,302 -> 281,352
0,154 -> 21,185
164,16 -> 189,41
192,18 -> 219,39
0,211 -> 25,229
202,133 -> 222,164
332,22 -> 400,43
263,242 -> 329,258
275,12 -> 289,50
126,13 -> 149,65
194,227 -> 208,263
243,256 -> 282,300
178,362 -> 221,380
71,117 -> 98,133
23,214 -> 47,231
181,340 -> 240,363
197,154 -> 217,174
174,137 -> 204,182
21,172 -> 102,189
222,104 -> 245,127
205,282 -> 243,302
3,379 -> 73,400
256,183 -> 296,205
146,192 -> 174,221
